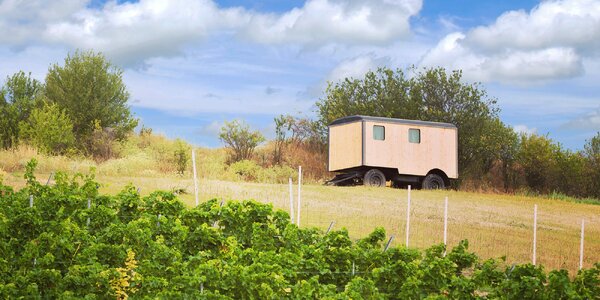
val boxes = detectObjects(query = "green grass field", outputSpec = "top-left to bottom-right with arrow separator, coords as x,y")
3,170 -> 599,275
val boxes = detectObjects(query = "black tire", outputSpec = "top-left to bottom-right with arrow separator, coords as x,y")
422,173 -> 445,190
364,169 -> 386,187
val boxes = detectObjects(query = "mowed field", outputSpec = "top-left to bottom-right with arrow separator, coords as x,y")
3,172 -> 600,275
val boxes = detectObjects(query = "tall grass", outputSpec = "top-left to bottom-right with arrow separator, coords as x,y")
0,133 -> 303,184
0,133 -> 192,177
0,145 -> 95,174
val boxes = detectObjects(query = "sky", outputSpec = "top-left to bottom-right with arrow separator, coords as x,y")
1,0 -> 599,149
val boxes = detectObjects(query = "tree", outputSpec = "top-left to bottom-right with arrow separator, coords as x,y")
273,115 -> 292,165
219,120 -> 265,163
271,114 -> 329,180
19,102 -> 75,155
583,132 -> 600,198
584,132 -> 600,161
173,139 -> 190,175
517,134 -> 558,193
493,120 -> 521,192
317,67 -> 510,183
273,114 -> 326,165
0,71 -> 43,148
44,50 -> 138,154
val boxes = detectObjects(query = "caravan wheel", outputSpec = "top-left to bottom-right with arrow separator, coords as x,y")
364,169 -> 386,187
422,173 -> 445,189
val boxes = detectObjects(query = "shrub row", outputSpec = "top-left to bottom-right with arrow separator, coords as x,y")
0,160 -> 598,299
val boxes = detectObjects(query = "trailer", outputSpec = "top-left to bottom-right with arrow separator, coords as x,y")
327,115 -> 458,189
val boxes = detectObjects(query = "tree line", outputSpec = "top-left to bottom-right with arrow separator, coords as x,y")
315,67 -> 600,199
0,50 -> 137,158
221,67 -> 600,199
2,51 -> 598,199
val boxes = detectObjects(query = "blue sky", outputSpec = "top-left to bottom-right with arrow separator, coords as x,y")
1,0 -> 599,149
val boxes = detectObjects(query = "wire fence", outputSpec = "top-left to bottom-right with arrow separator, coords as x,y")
15,165 -> 600,274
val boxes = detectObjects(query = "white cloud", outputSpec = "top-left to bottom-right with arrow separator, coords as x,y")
466,0 -> 600,54
420,0 -> 600,84
0,0 -> 422,66
563,106 -> 600,130
44,0 -> 249,66
241,0 -> 422,47
302,53 -> 390,98
481,48 -> 583,83
0,0 -> 87,47
124,68 -> 313,116
327,54 -> 390,82
513,124 -> 537,135
195,120 -> 223,137
0,47 -> 66,80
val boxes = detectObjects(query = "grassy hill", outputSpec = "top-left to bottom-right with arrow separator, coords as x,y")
2,132 -> 598,275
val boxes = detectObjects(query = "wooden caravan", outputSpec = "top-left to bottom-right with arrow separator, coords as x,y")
327,115 -> 458,189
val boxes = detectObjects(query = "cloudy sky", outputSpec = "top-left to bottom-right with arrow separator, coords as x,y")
1,0 -> 599,149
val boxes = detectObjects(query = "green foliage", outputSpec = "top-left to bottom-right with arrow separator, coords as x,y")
1,160 -> 598,298
317,67 -> 508,181
273,114 -> 290,165
219,120 -> 265,163
583,133 -> 600,198
518,134 -> 559,193
584,133 -> 600,160
227,159 -> 295,183
0,71 -> 44,149
229,159 -> 261,181
491,131 -> 600,201
44,50 -> 138,155
173,139 -> 191,175
19,102 -> 75,155
316,66 -> 599,198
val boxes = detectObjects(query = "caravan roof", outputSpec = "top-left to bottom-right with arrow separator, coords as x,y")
329,115 -> 457,129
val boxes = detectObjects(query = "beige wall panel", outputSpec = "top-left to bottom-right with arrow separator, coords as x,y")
363,121 -> 457,178
328,121 -> 362,171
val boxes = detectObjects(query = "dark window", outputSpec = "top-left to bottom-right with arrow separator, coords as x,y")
373,125 -> 385,140
409,128 -> 420,143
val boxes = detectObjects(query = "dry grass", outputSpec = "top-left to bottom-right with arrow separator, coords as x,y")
0,145 -> 96,174
3,170 -> 598,275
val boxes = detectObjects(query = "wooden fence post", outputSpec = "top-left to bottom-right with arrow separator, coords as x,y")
86,198 -> 91,227
192,149 -> 199,207
533,204 -> 537,265
384,235 -> 395,252
297,166 -> 302,227
443,196 -> 448,256
289,177 -> 294,224
580,219 -> 585,270
406,185 -> 411,247
326,221 -> 335,234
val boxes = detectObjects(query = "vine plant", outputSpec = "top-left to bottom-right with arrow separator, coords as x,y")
0,159 -> 598,299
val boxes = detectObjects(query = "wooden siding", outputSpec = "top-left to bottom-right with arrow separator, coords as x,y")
363,121 -> 458,178
328,121 -> 363,172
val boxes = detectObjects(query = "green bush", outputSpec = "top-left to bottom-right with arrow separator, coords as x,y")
19,102 -> 75,155
0,161 -> 599,298
0,71 -> 43,149
219,120 -> 265,163
45,50 -> 138,154
228,160 -> 296,183
517,134 -> 559,193
257,164 -> 296,184
228,159 -> 261,181
173,139 -> 190,175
